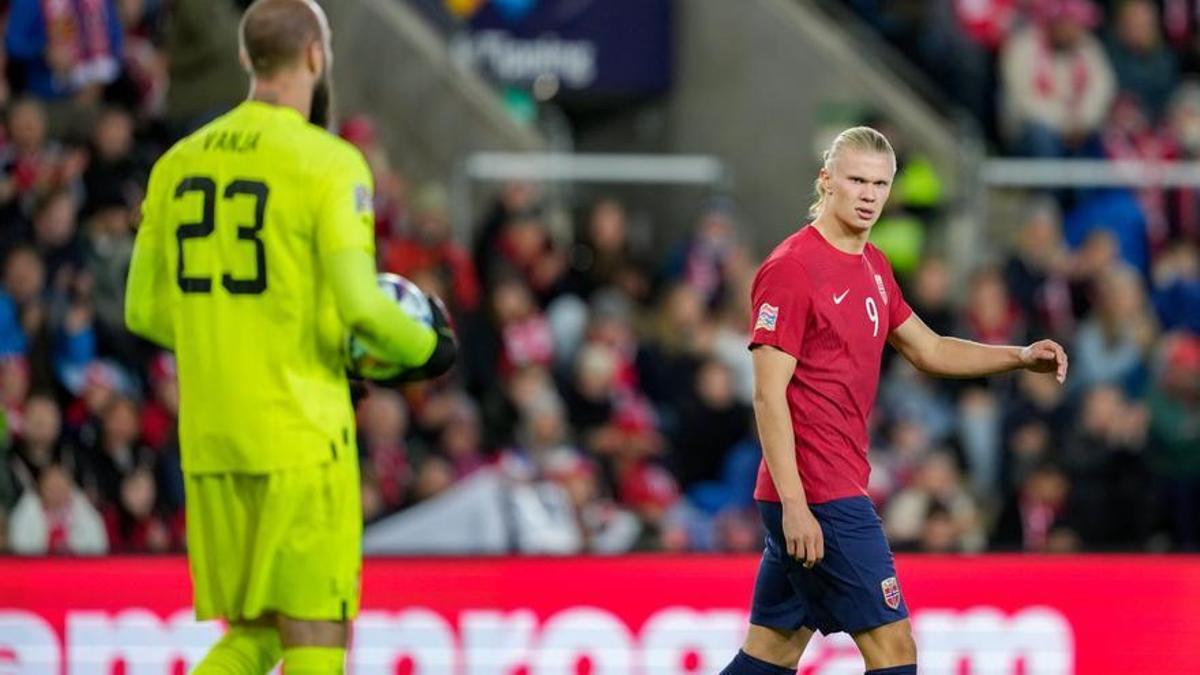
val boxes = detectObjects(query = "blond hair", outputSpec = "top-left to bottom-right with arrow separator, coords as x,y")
808,126 -> 896,218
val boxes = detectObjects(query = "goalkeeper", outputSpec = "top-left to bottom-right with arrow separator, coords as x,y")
123,0 -> 454,672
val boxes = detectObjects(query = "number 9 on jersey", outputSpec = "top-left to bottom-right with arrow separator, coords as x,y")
347,273 -> 434,381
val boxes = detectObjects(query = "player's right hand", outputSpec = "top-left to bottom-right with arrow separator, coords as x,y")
782,501 -> 824,569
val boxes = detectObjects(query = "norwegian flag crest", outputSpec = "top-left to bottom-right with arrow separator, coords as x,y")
881,576 -> 902,610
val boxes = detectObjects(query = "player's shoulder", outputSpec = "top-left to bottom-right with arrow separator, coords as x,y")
754,228 -> 812,288
761,227 -> 815,271
863,241 -> 897,273
298,126 -> 370,173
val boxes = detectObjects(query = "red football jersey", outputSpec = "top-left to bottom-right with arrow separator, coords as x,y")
748,225 -> 913,504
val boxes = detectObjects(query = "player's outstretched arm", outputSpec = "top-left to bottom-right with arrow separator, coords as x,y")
888,312 -> 1068,383
317,149 -> 456,379
752,345 -> 824,567
323,248 -> 440,368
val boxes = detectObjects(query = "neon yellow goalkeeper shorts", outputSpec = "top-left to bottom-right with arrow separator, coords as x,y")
184,450 -> 362,623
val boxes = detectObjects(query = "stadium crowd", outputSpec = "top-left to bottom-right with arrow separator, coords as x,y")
0,0 -> 1197,557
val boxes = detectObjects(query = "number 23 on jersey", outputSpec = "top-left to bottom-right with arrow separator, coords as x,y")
174,176 -> 270,296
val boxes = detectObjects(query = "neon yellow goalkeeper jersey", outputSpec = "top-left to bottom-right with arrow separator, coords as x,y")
126,101 -> 399,473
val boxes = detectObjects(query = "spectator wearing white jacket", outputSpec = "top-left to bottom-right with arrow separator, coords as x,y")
9,463 -> 107,555
1000,0 -> 1116,156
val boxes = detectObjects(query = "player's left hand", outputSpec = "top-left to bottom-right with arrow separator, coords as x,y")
1019,339 -> 1068,384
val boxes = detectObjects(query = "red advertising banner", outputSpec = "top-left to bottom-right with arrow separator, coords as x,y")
2,555 -> 1199,674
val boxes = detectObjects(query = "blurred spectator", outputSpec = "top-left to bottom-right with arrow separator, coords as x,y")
1150,241 -> 1200,334
1002,369 -> 1071,489
957,387 -> 1003,501
1102,95 -> 1175,245
568,342 -> 662,469
1105,0 -> 1179,124
358,388 -> 412,513
1004,199 -> 1076,339
917,0 -> 1014,141
82,106 -> 144,218
77,395 -> 152,508
1164,81 -> 1200,243
709,268 -> 755,406
1164,0 -> 1200,71
669,359 -> 751,495
638,282 -> 713,413
102,465 -> 182,553
410,454 -> 455,504
883,355 -> 955,449
582,289 -> 640,390
960,265 -> 1026,346
490,275 -> 554,380
991,461 -> 1081,552
908,256 -> 957,338
711,506 -> 763,553
999,0 -> 1116,156
1061,384 -> 1154,548
139,352 -> 183,512
873,417 -> 936,496
31,190 -> 79,273
81,190 -> 133,356
511,388 -> 575,470
139,352 -> 176,451
1064,190 -> 1150,275
2,243 -> 92,393
0,421 -> 19,510
0,357 -> 32,438
65,359 -> 131,451
884,452 -> 984,552
565,198 -> 651,302
164,0 -> 246,136
113,0 -> 168,118
9,463 -> 107,554
437,396 -> 486,479
486,210 -> 568,304
5,0 -> 124,102
663,199 -> 743,307
10,394 -> 78,492
477,364 -> 556,453
0,98 -> 85,219
1072,264 -> 1158,393
3,247 -> 49,367
619,461 -> 681,550
473,180 -> 540,285
382,182 -> 481,317
542,449 -> 640,553
564,342 -> 622,440
1147,333 -> 1200,549
1063,227 -> 1120,320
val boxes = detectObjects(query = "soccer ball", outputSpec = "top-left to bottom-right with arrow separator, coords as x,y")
347,273 -> 434,381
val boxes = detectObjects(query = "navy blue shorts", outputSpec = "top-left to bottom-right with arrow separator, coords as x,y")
749,497 -> 909,635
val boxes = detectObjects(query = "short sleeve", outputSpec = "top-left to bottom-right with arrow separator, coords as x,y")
315,147 -> 376,259
883,258 -> 913,332
747,258 -> 811,358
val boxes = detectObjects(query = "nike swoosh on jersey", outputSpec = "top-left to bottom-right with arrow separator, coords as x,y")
833,289 -> 850,304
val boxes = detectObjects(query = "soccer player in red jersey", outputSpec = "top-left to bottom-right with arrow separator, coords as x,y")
720,127 -> 1068,675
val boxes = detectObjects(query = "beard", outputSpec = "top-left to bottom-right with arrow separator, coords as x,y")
309,73 -> 336,129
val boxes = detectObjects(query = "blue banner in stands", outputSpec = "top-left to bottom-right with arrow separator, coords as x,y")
441,0 -> 673,97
